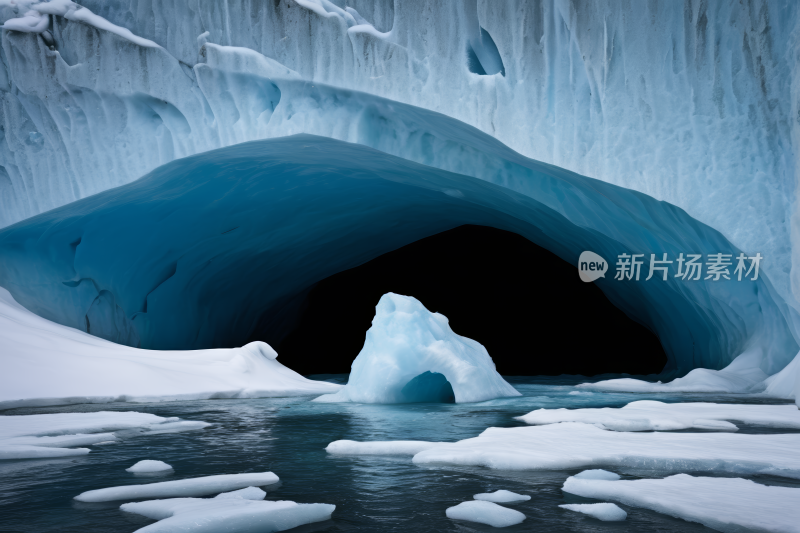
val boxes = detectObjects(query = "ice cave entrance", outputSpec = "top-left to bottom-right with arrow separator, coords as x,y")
400,372 -> 456,403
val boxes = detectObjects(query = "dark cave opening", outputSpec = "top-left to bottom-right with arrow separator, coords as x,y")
275,225 -> 667,377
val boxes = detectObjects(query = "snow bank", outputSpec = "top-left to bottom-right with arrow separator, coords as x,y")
74,472 -> 279,502
559,503 -> 627,522
0,411 -> 208,460
473,490 -> 530,503
0,287 -> 340,409
562,474 -> 800,533
121,496 -> 334,533
315,293 -> 520,404
331,423 -> 800,479
127,460 -> 173,473
445,500 -> 525,527
516,400 -> 800,431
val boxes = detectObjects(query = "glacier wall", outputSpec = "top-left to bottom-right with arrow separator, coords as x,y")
0,0 -> 797,326
0,134 -> 796,382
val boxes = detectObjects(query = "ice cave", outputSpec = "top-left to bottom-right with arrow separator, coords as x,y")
0,1 -> 799,532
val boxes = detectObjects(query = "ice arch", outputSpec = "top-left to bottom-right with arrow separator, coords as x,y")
0,134 -> 795,381
314,293 -> 520,404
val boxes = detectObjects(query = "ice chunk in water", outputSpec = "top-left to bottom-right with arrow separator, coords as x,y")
562,473 -> 800,532
559,503 -> 627,521
446,500 -> 526,527
473,490 -> 530,503
74,472 -> 279,502
127,460 -> 173,473
122,496 -> 334,532
573,469 -> 621,481
314,294 -> 520,404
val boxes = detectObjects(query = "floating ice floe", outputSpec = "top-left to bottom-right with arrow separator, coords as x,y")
74,472 -> 279,502
121,494 -> 334,533
0,411 -> 209,460
329,423 -> 800,479
473,490 -> 530,503
445,500 -> 525,527
314,293 -> 520,404
0,288 -> 341,410
127,460 -> 173,473
559,503 -> 627,521
325,440 -> 446,456
516,400 -> 800,432
562,474 -> 800,533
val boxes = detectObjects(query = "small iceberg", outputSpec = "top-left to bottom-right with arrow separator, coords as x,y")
473,490 -> 531,503
127,460 -> 173,473
559,503 -> 627,521
446,500 -> 526,527
314,293 -> 520,404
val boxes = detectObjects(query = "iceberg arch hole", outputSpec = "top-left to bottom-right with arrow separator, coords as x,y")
399,372 -> 456,403
466,27 -> 505,76
0,135 -> 796,383
275,225 -> 667,376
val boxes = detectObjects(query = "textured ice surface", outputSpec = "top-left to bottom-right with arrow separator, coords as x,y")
121,496 -> 334,533
1,137 -> 795,400
572,470 -> 621,481
0,0 -> 795,331
445,500 -> 525,527
473,490 -> 530,503
563,474 -> 800,533
331,422 -> 800,479
314,293 -> 520,404
559,503 -> 627,522
516,400 -> 800,431
0,411 -> 208,460
127,460 -> 173,473
0,287 -> 341,409
74,472 -> 279,502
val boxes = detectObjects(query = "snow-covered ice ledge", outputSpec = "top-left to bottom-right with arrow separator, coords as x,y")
0,288 -> 341,409
314,293 -> 520,404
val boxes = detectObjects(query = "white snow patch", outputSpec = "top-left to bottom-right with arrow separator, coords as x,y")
0,288 -> 341,409
473,490 -> 530,503
0,411 -> 208,460
121,496 -> 334,533
74,472 -> 279,502
573,469 -> 621,480
516,400 -> 800,432
314,293 -> 519,404
559,503 -> 627,521
562,474 -> 800,533
127,460 -> 173,473
446,500 -> 526,527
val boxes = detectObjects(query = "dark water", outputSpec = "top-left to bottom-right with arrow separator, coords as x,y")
0,377 -> 796,532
